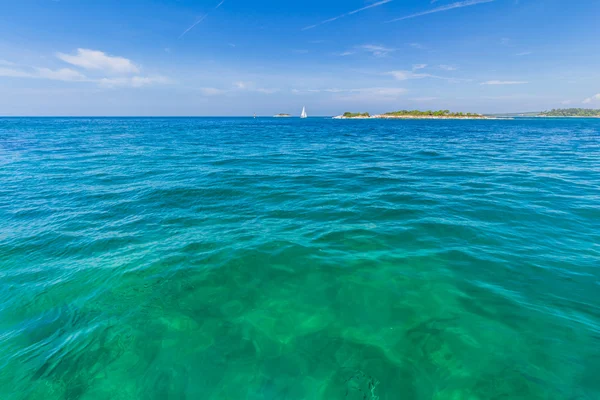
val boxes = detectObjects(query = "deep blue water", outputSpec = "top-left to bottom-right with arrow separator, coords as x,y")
0,117 -> 599,399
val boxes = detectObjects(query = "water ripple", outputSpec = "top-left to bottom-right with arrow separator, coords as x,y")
1,117 -> 599,399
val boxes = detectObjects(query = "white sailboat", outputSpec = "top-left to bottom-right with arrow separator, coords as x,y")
300,106 -> 307,119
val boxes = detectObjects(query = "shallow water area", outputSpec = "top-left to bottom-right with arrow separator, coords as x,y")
0,117 -> 599,399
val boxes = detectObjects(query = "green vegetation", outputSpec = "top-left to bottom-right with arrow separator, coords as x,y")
382,110 -> 483,117
343,112 -> 370,118
539,108 -> 600,117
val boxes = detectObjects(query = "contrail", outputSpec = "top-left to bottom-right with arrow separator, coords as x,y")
179,15 -> 207,39
386,0 -> 494,23
179,0 -> 226,39
302,0 -> 393,31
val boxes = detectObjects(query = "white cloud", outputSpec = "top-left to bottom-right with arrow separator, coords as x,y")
302,0 -> 393,30
256,88 -> 279,94
98,75 -> 170,88
235,81 -> 249,89
412,64 -> 427,70
387,0 -> 495,23
0,66 -> 88,81
515,51 -> 532,56
439,64 -> 458,71
57,49 -> 140,74
200,87 -> 228,96
582,94 -> 600,104
0,67 -> 33,78
35,68 -> 87,82
335,51 -> 356,56
390,70 -> 427,80
481,80 -> 528,85
1,51 -> 169,89
410,97 -> 438,101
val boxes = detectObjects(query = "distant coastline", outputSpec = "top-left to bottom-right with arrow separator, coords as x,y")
333,110 -> 499,120
491,108 -> 600,118
539,108 -> 600,117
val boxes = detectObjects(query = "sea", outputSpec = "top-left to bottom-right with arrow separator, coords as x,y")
0,117 -> 599,399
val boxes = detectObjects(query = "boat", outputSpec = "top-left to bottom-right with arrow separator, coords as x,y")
300,106 -> 307,119
273,113 -> 291,118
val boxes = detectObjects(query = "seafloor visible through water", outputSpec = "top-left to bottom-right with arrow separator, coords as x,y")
0,117 -> 599,399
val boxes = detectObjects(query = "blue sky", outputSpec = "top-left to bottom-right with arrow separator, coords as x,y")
0,0 -> 599,116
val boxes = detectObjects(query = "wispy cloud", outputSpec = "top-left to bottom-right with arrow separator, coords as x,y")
386,0 -> 494,23
206,81 -> 279,96
1,65 -> 165,87
36,68 -> 88,82
199,88 -> 228,96
0,66 -> 88,81
389,69 -> 467,82
359,44 -> 395,57
439,64 -> 458,71
412,64 -> 427,70
292,87 -> 406,98
411,97 -> 438,101
215,0 -> 226,9
515,51 -> 532,56
255,88 -> 280,94
302,0 -> 393,30
389,70 -> 432,80
0,60 -> 16,66
481,80 -> 528,85
334,87 -> 407,101
1,49 -> 170,88
57,49 -> 139,74
179,15 -> 207,39
409,43 -> 426,49
335,51 -> 356,57
582,94 -> 600,104
99,75 -> 171,88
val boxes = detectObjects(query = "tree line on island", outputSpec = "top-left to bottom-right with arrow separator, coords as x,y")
539,108 -> 600,117
340,110 -> 485,119
382,110 -> 482,117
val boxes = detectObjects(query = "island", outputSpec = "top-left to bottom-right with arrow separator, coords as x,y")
342,112 -> 371,118
273,113 -> 292,118
539,108 -> 600,117
333,110 -> 493,120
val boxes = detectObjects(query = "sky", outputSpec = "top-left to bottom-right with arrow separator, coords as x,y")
0,0 -> 599,116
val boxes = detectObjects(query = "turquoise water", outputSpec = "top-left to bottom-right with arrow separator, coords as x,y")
0,117 -> 599,399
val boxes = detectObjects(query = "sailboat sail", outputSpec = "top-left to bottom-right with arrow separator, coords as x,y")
301,107 -> 307,118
